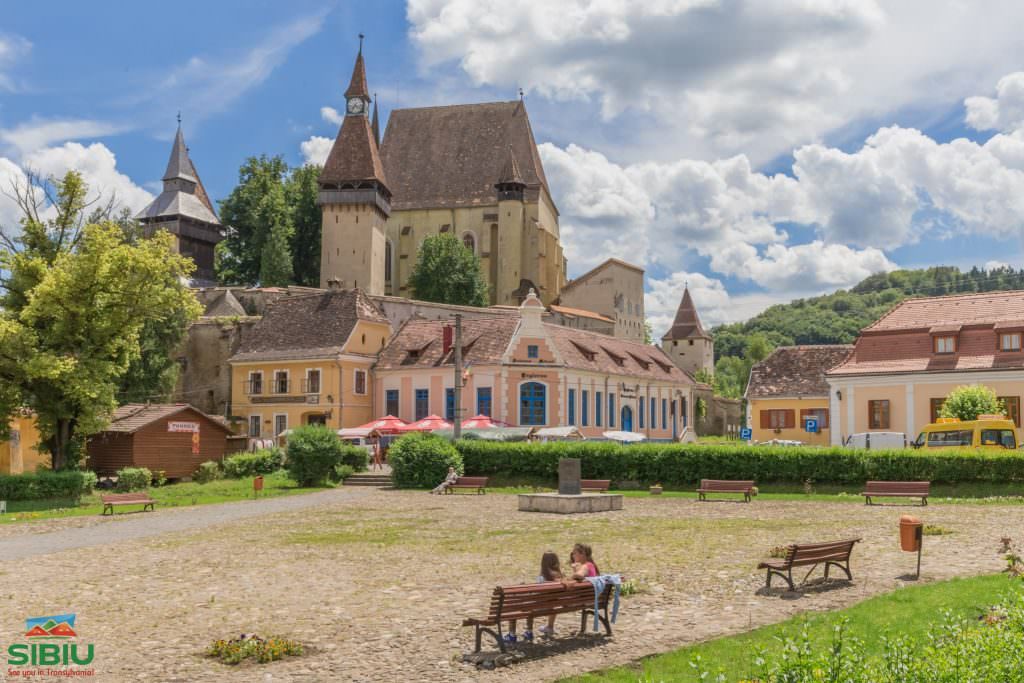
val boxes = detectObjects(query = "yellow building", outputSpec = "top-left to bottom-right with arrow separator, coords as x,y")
745,345 -> 853,445
228,287 -> 392,437
318,44 -> 566,306
0,413 -> 48,474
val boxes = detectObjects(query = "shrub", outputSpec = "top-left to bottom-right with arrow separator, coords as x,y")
338,445 -> 369,472
193,461 -> 223,484
0,471 -> 94,501
115,467 -> 152,492
453,440 -> 1024,486
285,425 -> 346,486
389,432 -> 463,488
940,384 -> 1005,421
223,448 -> 284,478
332,464 -> 355,484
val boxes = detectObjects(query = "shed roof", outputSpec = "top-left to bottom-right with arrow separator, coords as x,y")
103,404 -> 230,434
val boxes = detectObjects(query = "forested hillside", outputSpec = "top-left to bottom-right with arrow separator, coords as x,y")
707,266 -> 1024,397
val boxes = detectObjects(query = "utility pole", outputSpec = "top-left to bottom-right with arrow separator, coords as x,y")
453,314 -> 463,439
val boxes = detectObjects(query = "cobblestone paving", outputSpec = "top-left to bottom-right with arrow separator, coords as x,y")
0,490 -> 1017,682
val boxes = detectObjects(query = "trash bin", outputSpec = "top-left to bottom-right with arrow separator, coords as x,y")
900,515 -> 922,551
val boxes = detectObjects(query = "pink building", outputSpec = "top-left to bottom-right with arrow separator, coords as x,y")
374,291 -> 697,438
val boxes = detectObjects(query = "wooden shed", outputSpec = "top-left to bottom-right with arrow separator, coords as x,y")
87,404 -> 231,479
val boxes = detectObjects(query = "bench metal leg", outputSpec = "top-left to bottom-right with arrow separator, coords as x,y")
474,625 -> 504,653
825,560 -> 853,581
921,497 -> 927,507
865,496 -> 872,505
765,568 -> 795,591
102,504 -> 112,516
579,607 -> 613,636
698,492 -> 706,501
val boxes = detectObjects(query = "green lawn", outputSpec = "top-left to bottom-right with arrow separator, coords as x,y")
0,471 -> 329,524
568,574 -> 1019,682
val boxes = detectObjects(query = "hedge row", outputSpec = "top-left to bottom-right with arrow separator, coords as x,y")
0,470 -> 96,501
454,441 -> 1024,485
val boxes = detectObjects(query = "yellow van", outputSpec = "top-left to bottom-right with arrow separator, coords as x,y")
912,415 -> 1018,450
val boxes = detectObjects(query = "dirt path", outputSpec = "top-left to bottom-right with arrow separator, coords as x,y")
0,491 -> 1016,682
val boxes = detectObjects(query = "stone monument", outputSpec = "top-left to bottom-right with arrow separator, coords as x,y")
518,458 -> 623,514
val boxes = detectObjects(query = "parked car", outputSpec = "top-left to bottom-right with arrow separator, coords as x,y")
911,415 -> 1017,450
844,432 -> 907,450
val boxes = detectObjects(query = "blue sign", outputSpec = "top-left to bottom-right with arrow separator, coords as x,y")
804,418 -> 819,434
740,427 -> 752,441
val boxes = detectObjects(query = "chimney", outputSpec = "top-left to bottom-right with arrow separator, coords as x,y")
326,278 -> 345,291
443,324 -> 454,355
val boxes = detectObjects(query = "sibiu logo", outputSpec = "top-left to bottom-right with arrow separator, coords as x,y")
7,613 -> 94,666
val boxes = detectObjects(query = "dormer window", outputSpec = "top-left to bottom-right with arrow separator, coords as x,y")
1001,333 -> 1022,352
934,336 -> 957,354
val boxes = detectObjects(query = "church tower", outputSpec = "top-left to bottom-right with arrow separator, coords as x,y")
318,40 -> 391,293
661,286 -> 714,377
494,145 -> 528,305
136,120 -> 222,285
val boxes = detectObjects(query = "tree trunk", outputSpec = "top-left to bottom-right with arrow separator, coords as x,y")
47,419 -> 75,470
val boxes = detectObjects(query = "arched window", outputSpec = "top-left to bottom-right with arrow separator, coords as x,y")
462,231 -> 476,254
519,382 -> 546,425
384,239 -> 393,283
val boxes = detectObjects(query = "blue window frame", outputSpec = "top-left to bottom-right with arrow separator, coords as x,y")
662,398 -> 667,429
639,398 -> 645,429
415,389 -> 429,421
568,388 -> 576,425
520,382 -> 546,425
682,397 -> 688,427
445,388 -> 456,421
651,397 -> 657,429
595,391 -> 603,427
527,344 -> 539,359
476,387 -> 492,417
608,394 -> 615,427
385,389 -> 399,417
581,390 -> 589,426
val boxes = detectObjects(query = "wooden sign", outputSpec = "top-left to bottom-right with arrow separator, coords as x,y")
168,421 -> 200,433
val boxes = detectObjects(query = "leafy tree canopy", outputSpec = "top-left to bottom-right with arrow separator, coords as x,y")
939,385 -> 1005,422
408,233 -> 489,307
0,171 -> 201,469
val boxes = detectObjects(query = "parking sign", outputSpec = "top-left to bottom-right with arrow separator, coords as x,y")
804,418 -> 819,433
740,427 -> 752,441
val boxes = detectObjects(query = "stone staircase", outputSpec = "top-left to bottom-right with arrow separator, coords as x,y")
342,471 -> 393,488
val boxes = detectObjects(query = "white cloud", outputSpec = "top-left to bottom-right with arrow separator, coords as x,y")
0,157 -> 32,234
965,72 -> 1024,133
300,135 -> 332,166
410,1 -> 1024,163
321,106 -> 344,126
0,33 -> 31,92
22,142 -> 153,215
985,260 -> 1011,271
0,118 -> 126,157
645,271 -> 784,335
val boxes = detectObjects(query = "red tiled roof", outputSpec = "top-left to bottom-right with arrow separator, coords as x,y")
746,345 -> 853,398
320,114 -> 389,190
662,287 -> 710,341
548,325 -> 693,383
865,290 -> 1024,331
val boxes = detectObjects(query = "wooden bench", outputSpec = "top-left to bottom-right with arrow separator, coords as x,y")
697,479 -> 755,502
861,481 -> 930,506
462,581 -> 616,652
101,492 -> 156,515
445,476 -> 488,495
580,479 -> 611,493
758,538 -> 861,591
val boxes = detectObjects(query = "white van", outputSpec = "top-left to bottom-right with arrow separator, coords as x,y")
844,432 -> 907,450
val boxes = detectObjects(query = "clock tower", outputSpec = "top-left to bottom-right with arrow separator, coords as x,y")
318,38 -> 391,293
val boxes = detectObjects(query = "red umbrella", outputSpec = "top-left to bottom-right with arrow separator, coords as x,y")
461,414 -> 500,429
401,414 -> 453,432
356,415 -> 409,435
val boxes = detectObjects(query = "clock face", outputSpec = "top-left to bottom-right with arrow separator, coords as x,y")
347,97 -> 364,115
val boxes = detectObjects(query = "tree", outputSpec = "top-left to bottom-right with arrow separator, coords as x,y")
0,171 -> 201,469
642,319 -> 653,344
939,385 -> 1004,422
258,197 -> 294,287
286,164 -> 322,286
216,155 -> 291,285
408,233 -> 488,306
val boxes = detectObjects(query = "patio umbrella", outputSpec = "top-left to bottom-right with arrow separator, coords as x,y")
602,430 -> 646,443
461,414 -> 499,429
356,415 -> 409,435
401,415 -> 452,432
337,427 -> 374,439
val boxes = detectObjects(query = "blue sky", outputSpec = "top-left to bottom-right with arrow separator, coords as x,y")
3,1 -> 1024,335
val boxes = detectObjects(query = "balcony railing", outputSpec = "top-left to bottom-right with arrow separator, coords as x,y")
246,380 -> 264,395
302,378 -> 321,394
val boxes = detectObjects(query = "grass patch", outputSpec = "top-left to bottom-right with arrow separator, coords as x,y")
0,472 -> 328,524
568,574 -> 1019,682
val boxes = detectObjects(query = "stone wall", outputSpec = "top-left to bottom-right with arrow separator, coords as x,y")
693,386 -> 743,437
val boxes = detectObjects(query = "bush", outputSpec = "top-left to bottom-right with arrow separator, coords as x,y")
332,464 -> 355,484
0,471 -> 95,501
223,448 -> 284,478
285,425 -> 346,486
193,461 -> 223,484
115,467 -> 152,492
453,440 -> 1024,486
338,445 -> 369,472
389,432 -> 463,488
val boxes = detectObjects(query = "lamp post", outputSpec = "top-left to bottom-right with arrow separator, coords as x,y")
453,314 -> 463,440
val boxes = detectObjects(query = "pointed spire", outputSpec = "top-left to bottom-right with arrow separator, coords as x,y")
496,145 -> 524,186
345,37 -> 370,100
372,93 -> 380,147
163,125 -> 197,183
662,286 -> 710,341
